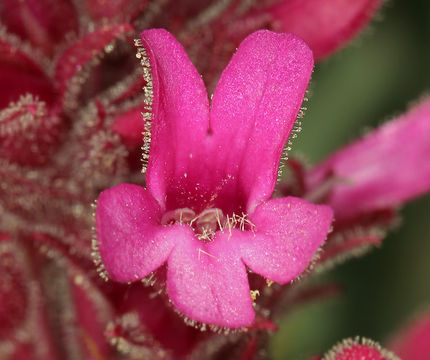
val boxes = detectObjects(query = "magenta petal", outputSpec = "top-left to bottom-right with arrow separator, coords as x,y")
308,97 -> 430,219
95,183 -> 175,282
140,29 -> 210,206
263,0 -> 382,60
167,230 -> 254,328
242,197 -> 333,283
210,30 -> 313,212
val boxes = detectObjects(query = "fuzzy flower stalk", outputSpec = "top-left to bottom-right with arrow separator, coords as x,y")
7,0 -> 430,359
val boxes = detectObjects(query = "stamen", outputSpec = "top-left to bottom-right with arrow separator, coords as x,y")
198,248 -> 218,261
250,290 -> 260,301
161,207 -> 253,241
161,208 -> 196,226
195,208 -> 225,235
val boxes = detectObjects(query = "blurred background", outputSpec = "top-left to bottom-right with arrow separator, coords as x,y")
272,0 -> 430,358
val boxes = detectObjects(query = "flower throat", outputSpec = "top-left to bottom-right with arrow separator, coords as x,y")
160,207 -> 254,241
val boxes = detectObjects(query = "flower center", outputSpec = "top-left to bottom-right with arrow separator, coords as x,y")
161,207 -> 224,241
161,207 -> 254,241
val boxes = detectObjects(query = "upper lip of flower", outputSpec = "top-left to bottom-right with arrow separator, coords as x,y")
95,29 -> 333,328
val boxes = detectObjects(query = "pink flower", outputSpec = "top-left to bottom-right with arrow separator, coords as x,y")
95,29 -> 333,328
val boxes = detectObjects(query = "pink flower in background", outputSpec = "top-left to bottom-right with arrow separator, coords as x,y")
307,98 -> 430,220
241,0 -> 383,60
95,29 -> 333,328
388,310 -> 430,360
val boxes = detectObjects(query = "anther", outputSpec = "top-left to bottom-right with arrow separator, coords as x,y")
161,208 -> 196,225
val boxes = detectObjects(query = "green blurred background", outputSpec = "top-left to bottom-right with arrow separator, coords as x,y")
271,0 -> 430,358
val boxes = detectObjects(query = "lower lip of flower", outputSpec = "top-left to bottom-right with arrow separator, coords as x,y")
160,207 -> 254,241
